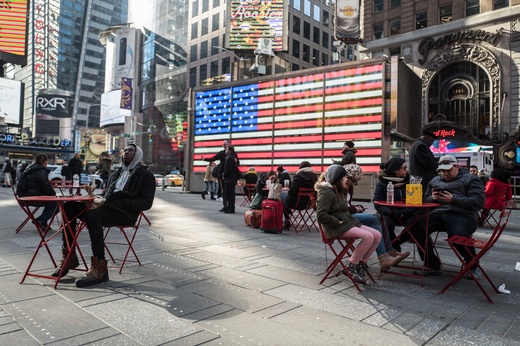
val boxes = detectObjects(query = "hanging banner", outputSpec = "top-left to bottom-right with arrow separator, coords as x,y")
335,0 -> 361,43
120,77 -> 132,110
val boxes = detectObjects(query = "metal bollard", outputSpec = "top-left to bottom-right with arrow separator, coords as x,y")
162,177 -> 166,191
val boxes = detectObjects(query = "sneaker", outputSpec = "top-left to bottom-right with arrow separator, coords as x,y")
217,197 -> 223,201
466,268 -> 483,280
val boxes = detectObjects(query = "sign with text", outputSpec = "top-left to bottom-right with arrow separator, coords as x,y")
0,77 -> 23,125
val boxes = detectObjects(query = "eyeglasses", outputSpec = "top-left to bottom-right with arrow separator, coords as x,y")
439,160 -> 456,165
399,166 -> 407,170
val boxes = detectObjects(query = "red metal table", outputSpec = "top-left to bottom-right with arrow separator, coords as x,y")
19,195 -> 94,288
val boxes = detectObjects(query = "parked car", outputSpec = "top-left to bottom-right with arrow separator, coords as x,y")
166,173 -> 183,187
154,174 -> 165,187
47,165 -> 103,188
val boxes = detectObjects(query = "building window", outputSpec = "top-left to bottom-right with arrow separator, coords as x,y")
292,63 -> 300,71
313,4 -> 320,21
200,64 -> 207,83
303,44 -> 310,62
293,15 -> 300,34
313,48 -> 319,66
210,61 -> 218,77
192,0 -> 198,17
390,19 -> 401,36
293,0 -> 301,11
202,0 -> 209,12
373,23 -> 384,40
190,44 -> 197,62
201,18 -> 208,36
189,67 -> 197,87
213,0 -> 219,8
390,0 -> 400,8
292,39 -> 300,57
466,0 -> 479,17
222,57 -> 230,74
389,46 -> 401,56
212,13 -> 219,31
322,32 -> 329,49
304,0 -> 311,16
322,53 -> 328,66
323,10 -> 329,27
416,11 -> 427,29
494,0 -> 509,9
374,0 -> 384,13
440,5 -> 452,23
211,37 -> 219,54
313,27 -> 320,44
191,23 -> 198,39
303,21 -> 310,39
201,41 -> 208,58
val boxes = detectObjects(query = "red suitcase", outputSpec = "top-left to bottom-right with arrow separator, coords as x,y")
260,199 -> 284,233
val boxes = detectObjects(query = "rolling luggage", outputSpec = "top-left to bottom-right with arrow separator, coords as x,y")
260,199 -> 284,233
244,209 -> 262,228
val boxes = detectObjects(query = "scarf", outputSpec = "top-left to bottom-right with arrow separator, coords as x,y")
114,144 -> 143,193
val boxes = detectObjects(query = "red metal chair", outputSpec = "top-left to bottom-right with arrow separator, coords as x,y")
286,188 -> 318,233
440,200 -> 514,303
103,212 -> 146,273
239,183 -> 256,207
11,185 -> 41,234
318,223 -> 375,291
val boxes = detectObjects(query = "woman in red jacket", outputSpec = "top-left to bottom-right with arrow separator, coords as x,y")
478,168 -> 512,226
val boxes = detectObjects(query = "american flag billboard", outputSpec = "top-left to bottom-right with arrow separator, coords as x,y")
192,62 -> 384,175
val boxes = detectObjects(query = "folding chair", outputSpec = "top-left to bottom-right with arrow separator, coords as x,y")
478,206 -> 503,228
239,184 -> 256,207
286,188 -> 318,233
139,211 -> 152,226
103,213 -> 145,273
11,185 -> 40,234
440,200 -> 514,303
318,223 -> 375,291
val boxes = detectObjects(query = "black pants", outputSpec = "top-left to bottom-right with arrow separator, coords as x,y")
222,183 -> 236,211
64,202 -> 137,259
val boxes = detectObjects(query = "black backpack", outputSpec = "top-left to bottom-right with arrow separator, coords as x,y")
212,163 -> 221,178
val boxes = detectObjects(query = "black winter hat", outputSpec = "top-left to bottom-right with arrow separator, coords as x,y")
381,157 -> 406,176
277,165 -> 284,172
344,140 -> 355,148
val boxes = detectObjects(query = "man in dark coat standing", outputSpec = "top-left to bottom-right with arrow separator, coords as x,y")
409,130 -> 439,191
333,140 -> 357,165
62,143 -> 156,287
222,145 -> 240,214
68,152 -> 83,195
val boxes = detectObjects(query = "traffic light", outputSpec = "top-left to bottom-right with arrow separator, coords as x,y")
149,134 -> 153,143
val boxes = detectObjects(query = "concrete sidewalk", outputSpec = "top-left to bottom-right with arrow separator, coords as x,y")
1,186 -> 520,345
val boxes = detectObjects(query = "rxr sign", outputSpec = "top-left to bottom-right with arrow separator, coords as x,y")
36,96 -> 67,110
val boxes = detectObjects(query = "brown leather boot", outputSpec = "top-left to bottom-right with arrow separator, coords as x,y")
51,248 -> 80,277
378,253 -> 403,272
75,256 -> 109,288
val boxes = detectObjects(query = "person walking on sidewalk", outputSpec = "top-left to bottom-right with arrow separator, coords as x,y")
2,156 -> 13,187
61,143 -> 156,287
201,162 -> 217,200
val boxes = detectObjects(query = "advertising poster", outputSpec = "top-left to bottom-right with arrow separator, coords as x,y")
228,0 -> 287,51
335,0 -> 361,43
100,90 -> 131,128
0,77 -> 23,125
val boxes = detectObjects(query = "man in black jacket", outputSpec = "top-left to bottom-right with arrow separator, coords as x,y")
68,152 -> 83,195
409,130 -> 438,191
16,154 -> 58,230
61,144 -> 156,287
202,140 -> 237,211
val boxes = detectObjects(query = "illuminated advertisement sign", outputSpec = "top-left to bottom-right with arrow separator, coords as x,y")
335,0 -> 360,43
35,89 -> 74,140
227,0 -> 288,51
193,63 -> 385,174
0,77 -> 23,125
0,0 -> 28,65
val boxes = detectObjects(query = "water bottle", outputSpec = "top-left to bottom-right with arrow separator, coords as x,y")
73,174 -> 80,187
386,181 -> 394,204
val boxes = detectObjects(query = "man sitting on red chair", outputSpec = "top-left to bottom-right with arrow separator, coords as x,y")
410,155 -> 485,277
60,143 -> 156,287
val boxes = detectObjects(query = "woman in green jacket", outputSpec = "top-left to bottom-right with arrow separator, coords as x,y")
316,165 -> 381,285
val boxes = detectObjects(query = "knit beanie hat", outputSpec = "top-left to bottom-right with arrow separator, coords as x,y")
325,164 -> 347,185
381,157 -> 406,176
344,141 -> 355,148
299,161 -> 311,169
343,164 -> 363,182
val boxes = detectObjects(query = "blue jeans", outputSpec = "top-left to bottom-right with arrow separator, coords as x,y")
204,181 -> 216,194
353,213 -> 391,257
410,210 -> 477,270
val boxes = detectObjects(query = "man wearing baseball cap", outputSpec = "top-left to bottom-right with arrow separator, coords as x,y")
410,154 -> 484,277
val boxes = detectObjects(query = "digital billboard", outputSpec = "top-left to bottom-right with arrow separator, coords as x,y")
335,0 -> 361,43
0,0 -> 28,65
0,77 -> 23,126
193,63 -> 385,174
227,0 -> 288,51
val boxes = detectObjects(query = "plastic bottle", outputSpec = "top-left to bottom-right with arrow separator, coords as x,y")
73,174 -> 80,187
386,181 -> 394,204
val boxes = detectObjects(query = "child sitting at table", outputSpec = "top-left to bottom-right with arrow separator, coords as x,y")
315,164 -> 381,285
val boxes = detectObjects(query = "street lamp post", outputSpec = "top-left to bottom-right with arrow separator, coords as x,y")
213,46 -> 249,81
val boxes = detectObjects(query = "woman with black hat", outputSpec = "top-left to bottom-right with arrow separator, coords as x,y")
373,157 -> 419,253
316,164 -> 381,285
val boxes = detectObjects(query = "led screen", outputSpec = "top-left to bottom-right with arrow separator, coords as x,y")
193,63 -> 384,174
0,0 -> 28,65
